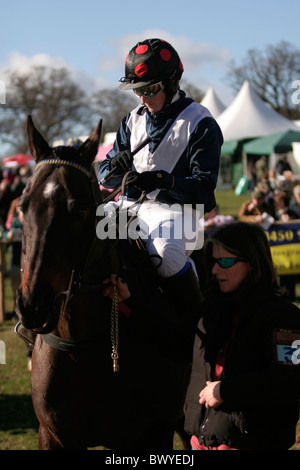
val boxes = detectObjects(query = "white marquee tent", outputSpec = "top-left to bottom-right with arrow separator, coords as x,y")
200,87 -> 226,118
217,81 -> 299,142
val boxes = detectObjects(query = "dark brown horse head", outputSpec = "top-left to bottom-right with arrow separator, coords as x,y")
15,116 -> 102,332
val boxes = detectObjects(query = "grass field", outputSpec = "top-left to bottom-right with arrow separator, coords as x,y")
0,189 -> 299,450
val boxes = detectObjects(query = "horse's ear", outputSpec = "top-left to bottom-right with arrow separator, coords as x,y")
79,119 -> 102,165
27,115 -> 51,162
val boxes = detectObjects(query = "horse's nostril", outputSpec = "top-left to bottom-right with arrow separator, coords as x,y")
14,286 -> 55,331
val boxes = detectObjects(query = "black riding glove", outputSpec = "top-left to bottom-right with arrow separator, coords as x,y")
109,150 -> 132,174
128,170 -> 173,193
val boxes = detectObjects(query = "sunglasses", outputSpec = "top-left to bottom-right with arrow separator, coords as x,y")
212,257 -> 245,269
133,82 -> 165,98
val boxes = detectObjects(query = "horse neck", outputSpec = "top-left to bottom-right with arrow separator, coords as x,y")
55,236 -> 120,342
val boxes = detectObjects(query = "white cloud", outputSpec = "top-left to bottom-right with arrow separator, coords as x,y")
0,32 -> 233,98
0,51 -> 66,74
0,51 -> 104,94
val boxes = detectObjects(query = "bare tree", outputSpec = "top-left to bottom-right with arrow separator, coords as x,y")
226,41 -> 300,119
0,68 -> 207,156
180,80 -> 204,103
0,65 -> 92,154
92,88 -> 139,137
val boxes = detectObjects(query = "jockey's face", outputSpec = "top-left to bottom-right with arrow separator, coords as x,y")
140,90 -> 167,114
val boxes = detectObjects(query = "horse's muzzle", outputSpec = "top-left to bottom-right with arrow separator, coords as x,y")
14,287 -> 62,334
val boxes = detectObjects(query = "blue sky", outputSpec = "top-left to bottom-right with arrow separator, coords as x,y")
1,0 -> 300,105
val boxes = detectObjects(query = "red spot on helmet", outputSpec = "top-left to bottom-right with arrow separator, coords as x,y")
125,53 -> 129,65
136,45 -> 148,55
135,62 -> 148,77
179,60 -> 184,71
160,49 -> 171,61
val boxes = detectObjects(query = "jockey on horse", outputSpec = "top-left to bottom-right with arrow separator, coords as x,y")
98,38 -> 223,351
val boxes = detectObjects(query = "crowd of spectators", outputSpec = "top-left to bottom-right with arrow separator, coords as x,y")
0,165 -> 32,315
241,155 -> 300,226
201,155 -> 300,302
0,165 -> 32,234
202,161 -> 300,230
0,164 -> 32,368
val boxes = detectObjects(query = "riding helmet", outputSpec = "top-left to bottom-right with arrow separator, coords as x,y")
119,38 -> 184,89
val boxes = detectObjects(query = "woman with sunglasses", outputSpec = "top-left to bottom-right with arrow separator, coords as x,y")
98,39 -> 223,355
184,222 -> 300,450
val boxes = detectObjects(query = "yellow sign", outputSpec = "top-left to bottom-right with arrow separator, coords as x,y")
265,222 -> 300,275
270,243 -> 300,275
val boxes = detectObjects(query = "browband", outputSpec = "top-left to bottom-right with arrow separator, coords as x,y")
35,158 -> 92,179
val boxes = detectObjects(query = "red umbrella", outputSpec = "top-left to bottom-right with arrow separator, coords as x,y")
2,153 -> 34,168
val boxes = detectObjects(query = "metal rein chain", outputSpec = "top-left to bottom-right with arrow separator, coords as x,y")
110,286 -> 120,373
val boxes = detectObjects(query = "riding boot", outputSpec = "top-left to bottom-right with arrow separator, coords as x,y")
161,263 -> 202,363
165,263 -> 202,311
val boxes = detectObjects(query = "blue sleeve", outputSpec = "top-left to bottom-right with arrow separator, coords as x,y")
97,116 -> 131,188
165,117 -> 223,212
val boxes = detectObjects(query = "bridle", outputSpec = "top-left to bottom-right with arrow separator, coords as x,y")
16,157 -> 112,354
33,156 -> 104,309
16,157 -> 146,371
35,158 -> 93,179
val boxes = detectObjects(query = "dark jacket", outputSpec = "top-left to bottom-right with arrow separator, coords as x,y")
289,199 -> 300,219
98,91 -> 223,212
184,289 -> 300,449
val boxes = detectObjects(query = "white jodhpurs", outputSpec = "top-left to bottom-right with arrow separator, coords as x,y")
102,198 -> 203,278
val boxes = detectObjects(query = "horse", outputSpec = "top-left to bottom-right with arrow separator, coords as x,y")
14,116 -> 194,450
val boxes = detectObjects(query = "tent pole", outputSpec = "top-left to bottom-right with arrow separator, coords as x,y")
242,151 -> 247,175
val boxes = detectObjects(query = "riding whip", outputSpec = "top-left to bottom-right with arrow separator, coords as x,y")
100,136 -> 151,185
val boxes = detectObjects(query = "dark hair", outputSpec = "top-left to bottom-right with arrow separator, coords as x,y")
206,222 -> 278,297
